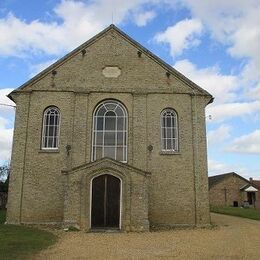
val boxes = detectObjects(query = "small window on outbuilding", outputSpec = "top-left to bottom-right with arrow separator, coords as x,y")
161,108 -> 178,151
41,106 -> 60,149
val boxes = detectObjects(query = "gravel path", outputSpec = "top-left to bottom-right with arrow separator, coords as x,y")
35,213 -> 260,259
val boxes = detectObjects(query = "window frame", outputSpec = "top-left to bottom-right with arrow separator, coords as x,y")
160,108 -> 179,152
41,106 -> 61,150
92,100 -> 128,163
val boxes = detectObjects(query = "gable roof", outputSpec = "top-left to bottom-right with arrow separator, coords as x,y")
208,172 -> 250,189
240,183 -> 258,192
8,24 -> 213,102
252,180 -> 260,189
62,157 -> 151,177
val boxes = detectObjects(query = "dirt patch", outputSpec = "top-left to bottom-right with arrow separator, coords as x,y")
34,213 -> 260,259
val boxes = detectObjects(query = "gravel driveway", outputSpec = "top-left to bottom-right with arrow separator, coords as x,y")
35,213 -> 260,259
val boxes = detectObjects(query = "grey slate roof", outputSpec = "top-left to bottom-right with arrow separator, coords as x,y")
252,180 -> 260,189
208,172 -> 250,189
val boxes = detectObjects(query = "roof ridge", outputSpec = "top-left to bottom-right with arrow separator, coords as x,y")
209,172 -> 251,188
209,172 -> 235,178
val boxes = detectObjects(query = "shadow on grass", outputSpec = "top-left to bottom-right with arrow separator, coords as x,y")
0,210 -> 57,259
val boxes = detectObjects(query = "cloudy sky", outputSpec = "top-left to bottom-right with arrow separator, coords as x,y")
0,0 -> 259,179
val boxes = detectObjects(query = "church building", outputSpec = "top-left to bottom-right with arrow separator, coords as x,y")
6,25 -> 213,231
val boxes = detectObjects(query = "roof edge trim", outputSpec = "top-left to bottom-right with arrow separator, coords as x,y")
8,24 -> 212,101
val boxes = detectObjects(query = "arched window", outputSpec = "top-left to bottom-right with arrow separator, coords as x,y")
41,106 -> 60,149
92,100 -> 127,162
161,108 -> 178,151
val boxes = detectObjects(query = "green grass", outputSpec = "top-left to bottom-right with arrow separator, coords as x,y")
0,209 -> 6,224
211,206 -> 260,220
0,210 -> 57,259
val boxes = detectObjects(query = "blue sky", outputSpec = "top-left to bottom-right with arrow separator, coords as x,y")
0,0 -> 259,179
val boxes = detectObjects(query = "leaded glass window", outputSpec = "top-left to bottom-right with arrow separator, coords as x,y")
42,107 -> 60,149
92,100 -> 127,162
161,108 -> 178,151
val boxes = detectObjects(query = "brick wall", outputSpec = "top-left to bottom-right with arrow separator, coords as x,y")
7,27 -> 211,228
209,175 -> 249,207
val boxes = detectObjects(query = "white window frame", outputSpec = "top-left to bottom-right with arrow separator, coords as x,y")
92,100 -> 128,163
161,108 -> 178,151
41,106 -> 61,150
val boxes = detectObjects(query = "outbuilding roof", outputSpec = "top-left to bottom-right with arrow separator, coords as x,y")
209,172 -> 249,189
252,180 -> 260,189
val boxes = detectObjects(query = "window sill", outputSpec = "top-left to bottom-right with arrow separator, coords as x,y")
39,149 -> 60,153
159,151 -> 180,155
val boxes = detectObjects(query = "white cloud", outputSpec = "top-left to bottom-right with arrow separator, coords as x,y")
227,130 -> 260,154
174,59 -> 239,104
208,159 -> 234,176
207,124 -> 231,144
29,59 -> 58,77
155,18 -> 203,57
0,116 -> 13,162
174,59 -> 260,122
0,88 -> 15,111
0,88 -> 15,162
134,10 -> 156,27
0,13 -> 63,56
0,0 -> 159,57
166,1 -> 260,43
0,2 -> 101,56
208,159 -> 260,179
207,101 -> 260,122
246,85 -> 260,100
171,0 -> 260,99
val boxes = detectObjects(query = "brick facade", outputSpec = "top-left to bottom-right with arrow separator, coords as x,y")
252,180 -> 260,209
6,25 -> 212,230
209,173 -> 259,209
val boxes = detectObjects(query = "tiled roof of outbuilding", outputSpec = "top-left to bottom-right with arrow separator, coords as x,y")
252,180 -> 260,189
208,172 -> 249,189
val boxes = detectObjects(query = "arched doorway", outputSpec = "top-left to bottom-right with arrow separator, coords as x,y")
91,174 -> 121,229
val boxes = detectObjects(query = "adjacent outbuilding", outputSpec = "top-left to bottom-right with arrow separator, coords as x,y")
209,172 -> 259,209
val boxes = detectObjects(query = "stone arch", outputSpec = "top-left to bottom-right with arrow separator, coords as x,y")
63,158 -> 150,231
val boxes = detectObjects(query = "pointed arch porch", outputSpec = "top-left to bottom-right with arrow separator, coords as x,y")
62,158 -> 150,232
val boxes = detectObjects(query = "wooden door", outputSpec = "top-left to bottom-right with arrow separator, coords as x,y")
91,174 -> 120,228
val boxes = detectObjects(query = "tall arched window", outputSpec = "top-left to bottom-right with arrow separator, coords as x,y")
161,108 -> 178,151
42,106 -> 60,149
92,100 -> 127,162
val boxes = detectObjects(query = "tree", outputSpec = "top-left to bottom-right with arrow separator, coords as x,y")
0,163 -> 10,192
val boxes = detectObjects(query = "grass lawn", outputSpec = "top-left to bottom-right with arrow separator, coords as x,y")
0,210 -> 57,259
211,206 -> 260,220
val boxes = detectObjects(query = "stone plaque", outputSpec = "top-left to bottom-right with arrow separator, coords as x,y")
102,66 -> 121,78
